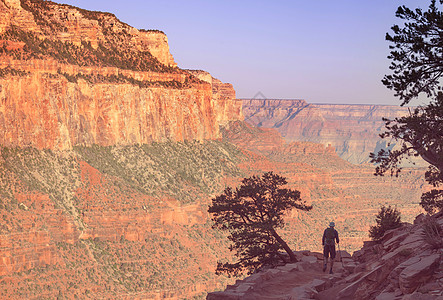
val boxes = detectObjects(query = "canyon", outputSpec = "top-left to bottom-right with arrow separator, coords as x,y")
0,0 -> 433,299
0,124 -> 426,299
242,99 -> 415,164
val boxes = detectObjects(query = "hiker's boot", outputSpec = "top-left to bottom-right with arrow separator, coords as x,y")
329,268 -> 333,274
323,263 -> 327,272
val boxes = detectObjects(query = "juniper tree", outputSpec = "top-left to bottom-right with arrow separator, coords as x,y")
208,172 -> 312,276
371,0 -> 443,214
369,205 -> 402,241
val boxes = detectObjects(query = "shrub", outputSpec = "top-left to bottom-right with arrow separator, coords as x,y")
422,216 -> 443,249
369,205 -> 402,241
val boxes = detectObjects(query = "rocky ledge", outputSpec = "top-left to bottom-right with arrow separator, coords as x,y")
207,213 -> 443,300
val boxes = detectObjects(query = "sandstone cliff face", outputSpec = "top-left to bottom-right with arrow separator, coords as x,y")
242,99 -> 412,164
0,0 -> 38,34
0,0 -> 244,297
0,126 -> 426,299
188,70 -> 243,126
0,1 -> 430,299
0,0 -> 242,149
136,30 -> 177,68
0,72 -> 217,149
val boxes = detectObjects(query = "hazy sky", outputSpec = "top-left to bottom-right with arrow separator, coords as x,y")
56,1 -> 428,105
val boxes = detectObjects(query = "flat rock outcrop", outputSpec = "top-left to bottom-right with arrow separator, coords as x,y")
208,213 -> 443,299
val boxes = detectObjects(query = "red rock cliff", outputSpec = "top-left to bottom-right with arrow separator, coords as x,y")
242,99 -> 414,164
0,0 -> 242,149
188,70 -> 243,126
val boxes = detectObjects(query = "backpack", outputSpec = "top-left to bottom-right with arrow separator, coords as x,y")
324,228 -> 336,246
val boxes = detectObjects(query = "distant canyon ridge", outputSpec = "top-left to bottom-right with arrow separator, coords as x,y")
241,99 -> 412,164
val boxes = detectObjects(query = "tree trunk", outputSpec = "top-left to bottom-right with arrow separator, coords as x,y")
270,227 -> 297,262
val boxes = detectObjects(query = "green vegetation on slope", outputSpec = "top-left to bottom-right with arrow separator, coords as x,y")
0,140 -> 245,212
0,147 -> 81,217
0,67 -> 30,78
0,26 -> 173,73
0,140 -> 245,298
56,69 -> 191,88
73,140 -> 245,203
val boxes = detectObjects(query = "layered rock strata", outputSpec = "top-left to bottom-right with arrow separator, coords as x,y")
0,0 -> 242,149
1,0 -> 176,67
242,99 -> 413,164
0,74 -> 219,148
188,70 -> 243,126
0,123 -> 427,298
0,141 -> 245,299
0,1 -> 432,299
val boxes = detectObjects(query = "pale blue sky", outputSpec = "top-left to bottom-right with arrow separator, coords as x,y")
56,1 -> 429,105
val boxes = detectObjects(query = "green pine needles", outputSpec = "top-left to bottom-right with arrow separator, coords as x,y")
369,205 -> 402,241
208,172 -> 312,277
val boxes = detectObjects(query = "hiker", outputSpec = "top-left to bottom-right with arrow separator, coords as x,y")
322,221 -> 339,274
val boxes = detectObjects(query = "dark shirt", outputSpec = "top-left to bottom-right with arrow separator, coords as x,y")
322,227 -> 339,246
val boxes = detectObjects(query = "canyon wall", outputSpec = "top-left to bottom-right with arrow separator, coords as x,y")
221,121 -> 425,254
0,72 -> 217,149
242,99 -> 412,164
0,1 -> 244,297
1,0 -> 176,67
0,0 -> 242,150
188,70 -> 244,126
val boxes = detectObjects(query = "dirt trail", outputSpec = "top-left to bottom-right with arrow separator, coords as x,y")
243,260 -> 345,299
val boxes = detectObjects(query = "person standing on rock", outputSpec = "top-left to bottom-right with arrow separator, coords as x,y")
322,221 -> 339,274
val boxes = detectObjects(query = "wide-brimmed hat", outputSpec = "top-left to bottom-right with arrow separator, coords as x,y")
329,221 -> 335,227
